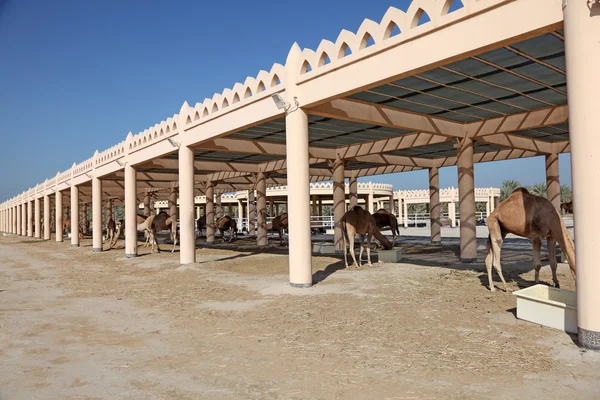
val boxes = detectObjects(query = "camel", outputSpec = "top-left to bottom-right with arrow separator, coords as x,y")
341,206 -> 392,268
269,213 -> 288,246
485,187 -> 576,292
62,218 -> 84,239
372,208 -> 400,247
560,200 -> 573,215
215,215 -> 238,242
196,215 -> 206,236
111,214 -> 149,248
144,211 -> 178,253
105,217 -> 117,247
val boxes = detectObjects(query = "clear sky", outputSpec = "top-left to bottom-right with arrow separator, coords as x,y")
0,0 -> 571,202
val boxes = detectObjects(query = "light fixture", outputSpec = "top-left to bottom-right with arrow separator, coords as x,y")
271,94 -> 299,114
115,159 -> 124,166
167,138 -> 181,148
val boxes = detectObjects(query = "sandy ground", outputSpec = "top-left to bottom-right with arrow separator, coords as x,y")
1,233 -> 598,400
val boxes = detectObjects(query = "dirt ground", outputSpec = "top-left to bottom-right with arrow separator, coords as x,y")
1,233 -> 599,400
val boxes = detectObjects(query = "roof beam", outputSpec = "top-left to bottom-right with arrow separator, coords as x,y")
197,137 -> 334,159
468,104 -> 568,136
336,132 -> 451,159
310,99 -> 464,138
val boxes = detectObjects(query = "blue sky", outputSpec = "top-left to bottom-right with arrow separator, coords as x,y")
0,0 -> 571,201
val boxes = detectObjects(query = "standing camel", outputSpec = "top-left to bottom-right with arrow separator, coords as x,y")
105,218 -> 117,247
215,215 -> 237,242
111,214 -> 148,249
341,206 -> 392,268
485,188 -> 576,292
270,213 -> 288,246
372,208 -> 400,247
144,211 -> 178,253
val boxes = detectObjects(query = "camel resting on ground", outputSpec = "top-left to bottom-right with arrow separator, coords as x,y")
143,211 -> 178,253
341,206 -> 392,268
485,187 -> 576,292
372,208 -> 400,247
215,215 -> 237,242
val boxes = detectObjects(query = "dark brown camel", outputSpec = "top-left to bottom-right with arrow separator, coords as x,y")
143,211 -> 178,253
560,200 -> 573,215
215,215 -> 237,242
485,188 -> 576,292
269,213 -> 288,246
372,208 -> 400,247
341,206 -> 392,268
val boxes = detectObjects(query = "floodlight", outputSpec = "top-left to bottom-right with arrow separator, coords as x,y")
271,93 -> 287,110
167,138 -> 181,148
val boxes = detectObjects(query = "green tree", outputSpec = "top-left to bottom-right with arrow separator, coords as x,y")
500,180 -> 521,202
528,182 -> 547,198
560,185 -> 572,203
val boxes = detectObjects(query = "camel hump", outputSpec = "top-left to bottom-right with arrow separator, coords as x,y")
514,187 -> 530,195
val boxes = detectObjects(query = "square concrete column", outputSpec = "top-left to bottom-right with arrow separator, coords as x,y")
457,138 -> 477,262
285,107 -> 312,287
55,192 -> 63,241
256,172 -> 267,246
248,187 -> 256,237
429,167 -> 441,243
216,194 -> 223,219
92,177 -> 103,252
70,185 -> 79,247
205,181 -> 215,243
34,198 -> 41,239
179,145 -> 196,264
564,0 -> 600,350
349,177 -> 358,208
545,153 -> 560,212
332,157 -> 346,251
44,195 -> 50,240
124,164 -> 137,257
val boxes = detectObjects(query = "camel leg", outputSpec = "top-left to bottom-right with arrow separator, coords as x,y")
342,224 -> 349,269
366,234 -> 372,267
484,236 -> 495,291
486,216 -> 508,292
358,235 -> 365,268
348,229 -> 359,268
171,224 -> 177,252
491,237 -> 508,292
533,237 -> 542,284
547,236 -> 559,288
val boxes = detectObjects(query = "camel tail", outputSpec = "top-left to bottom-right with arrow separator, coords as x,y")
556,211 -> 576,276
373,228 -> 392,250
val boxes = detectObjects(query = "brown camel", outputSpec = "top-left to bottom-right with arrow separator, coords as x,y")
112,214 -> 148,249
560,200 -> 573,215
215,215 -> 237,242
105,217 -> 117,247
269,213 -> 288,246
144,211 -> 178,253
63,218 -> 84,239
341,206 -> 392,268
485,188 -> 576,292
197,215 -> 206,235
372,208 -> 400,247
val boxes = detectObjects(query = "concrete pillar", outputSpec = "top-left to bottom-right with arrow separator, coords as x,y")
55,192 -> 63,241
34,198 -> 41,239
311,195 -> 318,216
44,195 -> 50,240
270,198 -> 275,218
27,200 -> 33,237
397,197 -> 402,221
457,138 -> 477,262
81,203 -> 88,235
205,182 -> 215,243
14,205 -> 18,234
368,186 -> 374,213
286,107 -> 312,287
106,199 -> 113,223
449,202 -> 456,227
388,194 -> 394,213
179,145 -> 196,264
545,153 -> 560,212
490,195 -> 495,213
22,203 -> 27,236
169,187 -> 178,220
564,0 -> 600,350
70,185 -> 79,247
429,167 -> 441,243
486,199 -> 490,217
248,187 -> 256,237
144,192 -> 151,217
92,177 -> 102,252
257,172 -> 267,246
124,164 -> 137,257
349,177 -> 358,208
237,200 -> 244,230
403,200 -> 408,228
318,197 -> 323,216
332,157 -> 345,251
216,194 -> 223,219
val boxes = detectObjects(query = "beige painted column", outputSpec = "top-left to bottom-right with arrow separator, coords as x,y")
318,197 -> 323,216
564,0 -> 600,350
70,184 -> 79,247
44,195 -> 50,240
55,192 -> 63,241
248,187 -> 256,237
403,200 -> 408,228
237,200 -> 244,227
14,205 -> 18,234
429,167 -> 441,243
457,138 -> 476,262
27,200 -> 33,237
144,192 -> 151,217
205,181 -> 215,243
286,106 -> 312,287
486,199 -> 490,217
368,186 -> 374,214
349,177 -> 358,208
81,203 -> 88,235
22,203 -> 27,236
545,153 -> 560,212
179,145 -> 195,264
34,197 -> 41,239
92,177 -> 102,252
269,198 -> 275,218
106,199 -> 113,222
332,157 -> 345,251
311,195 -> 318,216
490,195 -> 495,213
124,164 -> 137,257
448,202 -> 456,228
256,172 -> 267,246
169,187 -> 178,220
216,194 -> 223,219
388,194 -> 394,213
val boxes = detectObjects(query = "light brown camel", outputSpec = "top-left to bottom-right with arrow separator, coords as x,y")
341,206 -> 392,268
63,218 -> 84,239
485,187 -> 576,292
111,214 -> 148,249
215,215 -> 238,242
105,218 -> 117,248
269,213 -> 288,246
372,208 -> 400,247
144,211 -> 178,253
